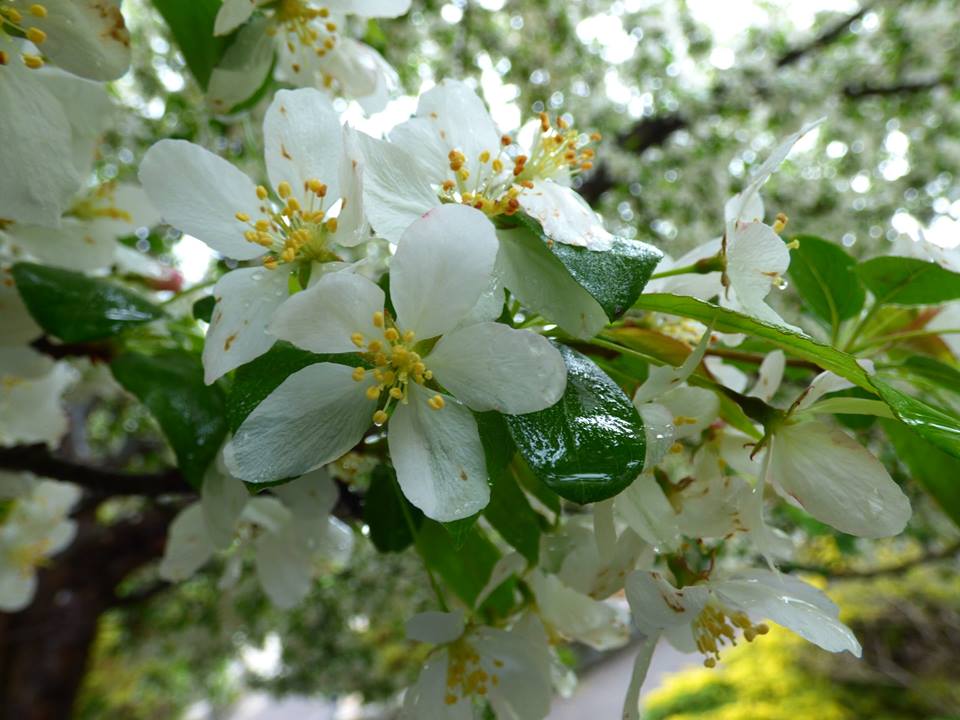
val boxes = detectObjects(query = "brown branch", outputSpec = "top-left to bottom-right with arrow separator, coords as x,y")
30,336 -> 115,363
776,5 -> 870,67
843,76 -> 948,98
781,540 -> 960,579
0,444 -> 193,497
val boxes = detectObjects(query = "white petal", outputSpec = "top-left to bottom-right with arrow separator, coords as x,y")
388,385 -> 490,521
392,205 -> 498,338
0,270 -> 41,346
634,329 -> 711,405
401,651 -> 470,720
139,140 -> 264,260
769,420 -> 911,537
200,466 -> 248,549
353,130 -> 440,244
426,323 -> 566,414
657,385 -> 720,440
387,117 -> 449,186
202,267 -> 290,384
638,403 -> 677,467
214,0 -> 258,35
241,495 -> 292,533
158,504 -> 214,581
315,39 -> 397,113
474,618 -> 553,720
415,80 -> 501,181
528,571 -> 630,651
271,468 -> 338,519
264,88 -> 343,203
725,221 -> 794,329
0,55 -> 79,226
622,636 -> 658,720
704,357 -> 749,393
0,350 -> 76,447
0,566 -> 37,612
615,473 -> 681,551
795,370 -> 855,411
496,227 -> 608,340
677,448 -> 751,540
335,127 -> 369,245
6,220 -> 116,272
406,610 -> 465,644
325,0 -> 411,17
647,238 -> 723,299
25,0 -> 131,80
255,522 -> 315,608
724,190 -> 765,224
270,271 -> 384,354
624,570 -> 709,634
225,363 -> 376,482
517,180 -> 613,251
208,17 -> 275,113
747,350 -> 785,402
713,572 -> 861,656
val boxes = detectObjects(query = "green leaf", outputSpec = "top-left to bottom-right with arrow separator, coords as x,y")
12,262 -> 164,343
632,293 -> 874,390
897,356 -> 960,394
871,377 -> 960,460
505,344 -> 645,504
111,350 -> 227,487
881,419 -> 960,529
192,295 -> 215,323
515,214 -> 663,321
476,412 -> 543,563
363,465 -> 423,553
442,515 -> 480,549
416,521 -> 514,616
788,235 -> 865,328
149,0 -> 232,89
227,342 -> 359,432
858,257 -> 960,306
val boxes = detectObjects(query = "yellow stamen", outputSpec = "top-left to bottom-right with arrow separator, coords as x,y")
26,27 -> 46,44
29,4 -> 47,18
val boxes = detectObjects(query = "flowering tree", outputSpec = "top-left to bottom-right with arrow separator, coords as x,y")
2,1 -> 960,718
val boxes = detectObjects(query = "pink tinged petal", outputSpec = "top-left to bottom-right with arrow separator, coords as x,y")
225,363 -> 377,483
270,271 -> 384,354
202,267 -> 290,384
388,385 -> 490,522
426,322 -> 566,414
712,572 -> 861,656
769,419 -> 911,537
29,0 -> 131,81
517,180 -> 613,251
353,131 -> 439,244
263,88 -> 343,203
391,205 -> 498,338
139,140 -> 264,260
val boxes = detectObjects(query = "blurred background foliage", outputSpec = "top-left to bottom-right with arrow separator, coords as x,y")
65,0 -> 960,716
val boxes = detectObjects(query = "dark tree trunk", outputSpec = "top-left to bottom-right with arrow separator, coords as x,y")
0,507 -> 173,720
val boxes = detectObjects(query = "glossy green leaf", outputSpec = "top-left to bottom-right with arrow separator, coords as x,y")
12,262 -> 163,343
881,418 -> 960,529
872,377 -> 960,459
149,0 -> 232,89
516,213 -> 663,321
111,350 -> 227,487
364,465 -> 423,553
858,257 -> 960,306
788,235 -> 865,327
632,293 -> 874,390
505,344 -> 645,504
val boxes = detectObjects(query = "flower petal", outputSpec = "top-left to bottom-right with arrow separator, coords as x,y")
325,0 -> 411,17
0,349 -> 76,447
769,419 -> 911,537
725,221 -> 797,330
270,270 -> 384,354
354,131 -> 439,244
200,466 -> 249,550
528,570 -> 630,651
388,385 -> 490,521
208,17 -> 275,114
225,363 -> 377,482
392,204 -> 497,338
0,565 -> 36,612
427,322 -> 566,414
658,385 -> 720,440
202,267 -> 290,384
615,473 -> 681,551
28,0 -> 131,81
263,88 -> 343,203
0,270 -> 41,346
406,610 -> 466,644
517,180 -> 613,251
335,128 -> 369,245
747,350 -> 785,402
634,329 -> 711,405
6,220 -> 116,272
255,522 -> 314,609
474,617 -> 553,720
158,503 -> 214,581
214,0 -> 258,35
624,570 -> 710,634
139,139 -> 264,260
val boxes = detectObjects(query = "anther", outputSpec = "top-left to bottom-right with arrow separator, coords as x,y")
351,332 -> 365,348
26,28 -> 46,44
389,387 -> 403,400
22,54 -> 44,69
256,185 -> 269,200
29,4 -> 48,17
277,181 -> 292,199
372,311 -> 384,328
325,217 -> 338,233
352,367 -> 366,381
366,387 -> 382,401
235,212 -> 251,222
772,213 -> 788,234
384,328 -> 399,342
428,395 -> 445,410
373,410 -> 388,425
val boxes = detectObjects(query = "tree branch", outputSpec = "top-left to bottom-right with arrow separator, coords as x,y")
776,5 -> 870,68
0,444 -> 193,497
843,76 -> 948,98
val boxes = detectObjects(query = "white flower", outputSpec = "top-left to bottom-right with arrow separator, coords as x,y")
225,204 -> 567,521
0,346 -> 76,447
1,182 -> 160,272
0,266 -> 41,346
140,88 -> 367,383
0,477 -> 80,611
625,568 -> 861,668
0,39 -> 113,227
357,79 -> 617,338
159,462 -> 352,609
211,0 -> 409,113
402,610 -> 553,719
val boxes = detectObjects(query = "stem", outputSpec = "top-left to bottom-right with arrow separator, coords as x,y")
843,299 -> 883,352
649,254 -> 724,280
159,279 -> 217,307
392,472 -> 448,612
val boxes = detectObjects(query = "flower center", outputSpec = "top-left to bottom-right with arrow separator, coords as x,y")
349,312 -> 443,426
434,112 -> 600,219
692,601 -> 769,668
238,179 -> 344,269
444,638 -> 501,706
69,182 -> 133,223
8,536 -> 51,576
268,0 -> 338,70
0,3 -> 49,69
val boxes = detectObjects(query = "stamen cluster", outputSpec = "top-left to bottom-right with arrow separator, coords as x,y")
693,602 -> 769,667
443,639 -> 501,705
267,0 -> 337,73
